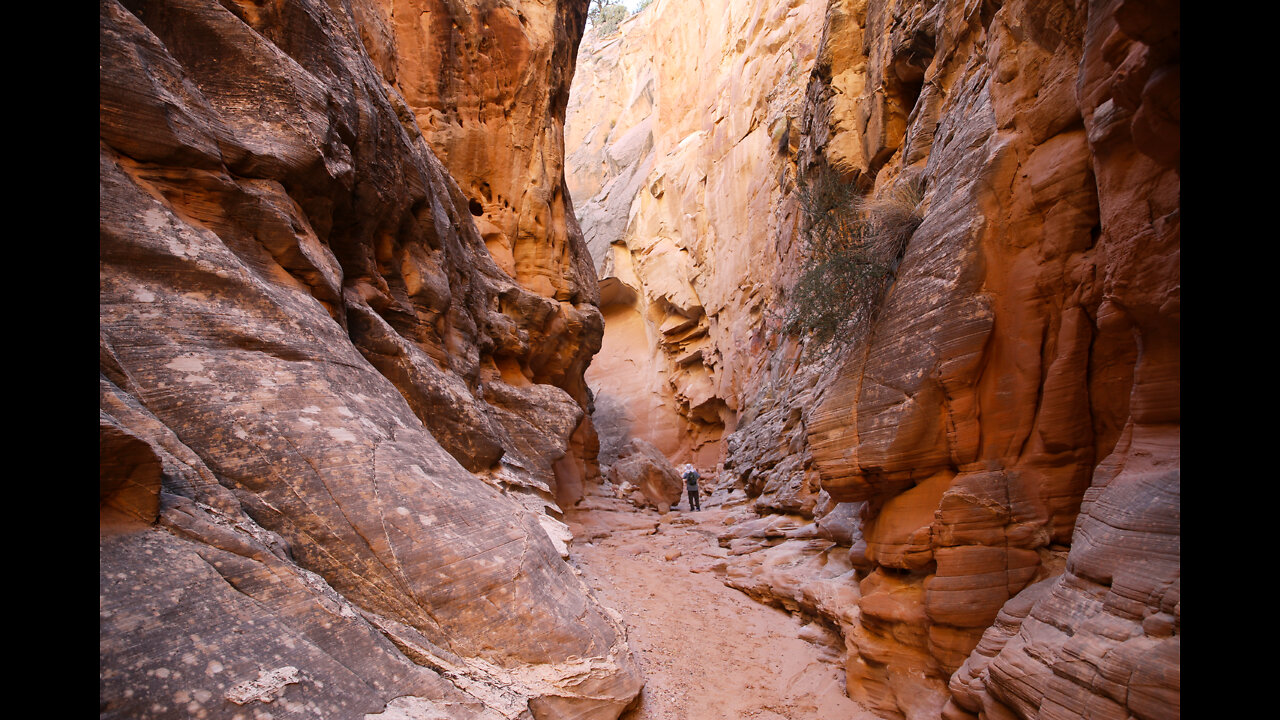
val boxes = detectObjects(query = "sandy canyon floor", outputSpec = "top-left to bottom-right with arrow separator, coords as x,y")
566,495 -> 877,720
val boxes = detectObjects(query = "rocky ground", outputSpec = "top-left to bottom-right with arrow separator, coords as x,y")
566,494 -> 876,720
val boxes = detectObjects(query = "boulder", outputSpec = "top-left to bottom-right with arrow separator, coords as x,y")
607,438 -> 683,513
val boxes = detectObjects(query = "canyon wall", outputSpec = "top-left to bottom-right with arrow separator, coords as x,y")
99,0 -> 641,717
566,0 -> 827,470
567,0 -> 1179,717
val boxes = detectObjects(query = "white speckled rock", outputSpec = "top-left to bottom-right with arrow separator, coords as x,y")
100,0 -> 640,717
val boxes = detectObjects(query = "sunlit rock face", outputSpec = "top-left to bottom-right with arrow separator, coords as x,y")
568,0 -> 1178,717
383,0 -> 606,507
566,0 -> 828,472
99,0 -> 641,717
794,0 -> 1179,716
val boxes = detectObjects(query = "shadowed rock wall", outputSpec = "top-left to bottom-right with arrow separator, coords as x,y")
567,0 -> 1179,717
99,0 -> 641,717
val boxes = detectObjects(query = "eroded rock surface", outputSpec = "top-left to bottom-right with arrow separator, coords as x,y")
568,0 -> 1179,717
568,0 -> 828,471
796,1 -> 1180,716
606,437 -> 684,513
100,0 -> 640,717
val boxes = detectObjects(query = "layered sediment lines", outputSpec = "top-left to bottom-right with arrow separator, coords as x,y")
568,0 -> 1179,718
567,0 -> 828,470
100,1 -> 639,717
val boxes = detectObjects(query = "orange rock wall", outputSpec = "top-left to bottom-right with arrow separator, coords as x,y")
383,0 -> 606,506
795,0 -> 1179,716
566,0 -> 828,471
568,0 -> 1179,717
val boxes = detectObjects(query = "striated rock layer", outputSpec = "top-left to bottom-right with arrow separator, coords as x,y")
567,0 -> 1179,717
100,0 -> 641,718
567,0 -> 828,472
798,1 -> 1180,716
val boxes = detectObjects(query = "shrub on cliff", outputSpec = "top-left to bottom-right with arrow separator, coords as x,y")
588,0 -> 628,36
782,167 -> 924,349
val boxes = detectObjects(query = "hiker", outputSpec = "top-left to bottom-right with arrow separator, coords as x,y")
681,463 -> 701,511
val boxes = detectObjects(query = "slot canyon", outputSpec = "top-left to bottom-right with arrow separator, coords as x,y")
99,0 -> 1179,718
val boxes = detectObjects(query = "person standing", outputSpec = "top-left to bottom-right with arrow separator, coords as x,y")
681,464 -> 701,511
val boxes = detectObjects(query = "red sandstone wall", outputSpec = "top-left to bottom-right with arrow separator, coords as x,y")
567,0 -> 1179,716
99,1 -> 640,716
797,0 -> 1179,716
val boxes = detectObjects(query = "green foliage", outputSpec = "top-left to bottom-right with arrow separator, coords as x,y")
634,0 -> 653,13
588,0 -> 628,36
782,167 -> 925,350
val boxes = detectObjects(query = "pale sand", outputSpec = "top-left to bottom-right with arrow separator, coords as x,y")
567,501 -> 878,720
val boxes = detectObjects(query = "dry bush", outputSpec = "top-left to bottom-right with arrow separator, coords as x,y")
782,167 -> 924,349
589,0 -> 628,35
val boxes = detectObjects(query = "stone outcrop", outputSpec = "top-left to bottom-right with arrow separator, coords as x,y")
606,437 -> 684,513
567,0 -> 829,471
795,1 -> 1180,716
567,0 -> 1179,717
100,0 -> 641,717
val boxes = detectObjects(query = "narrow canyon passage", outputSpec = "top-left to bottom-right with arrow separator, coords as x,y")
566,495 -> 877,720
98,0 -> 1179,716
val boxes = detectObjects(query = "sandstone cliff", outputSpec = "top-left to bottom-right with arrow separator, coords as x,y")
567,0 -> 1179,717
567,0 -> 828,471
100,1 -> 640,717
